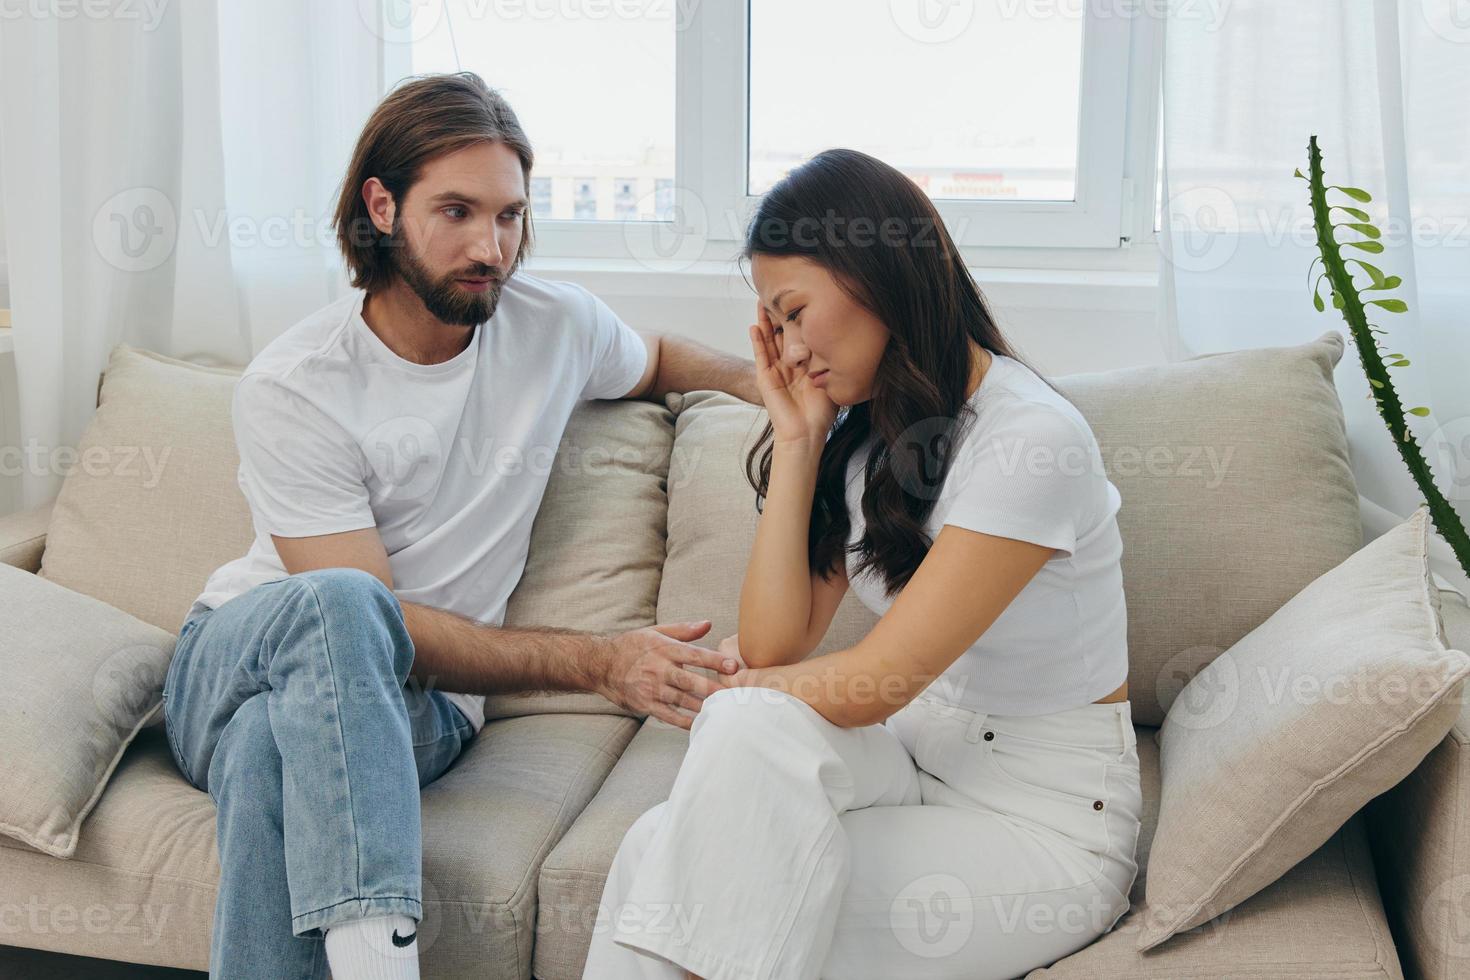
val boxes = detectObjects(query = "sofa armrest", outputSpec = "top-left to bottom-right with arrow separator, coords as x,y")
1366,588 -> 1470,980
0,501 -> 54,573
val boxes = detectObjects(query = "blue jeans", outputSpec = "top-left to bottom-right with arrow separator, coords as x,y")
161,567 -> 475,980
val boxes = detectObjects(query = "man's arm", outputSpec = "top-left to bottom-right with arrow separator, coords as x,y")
624,330 -> 762,405
270,527 -> 738,730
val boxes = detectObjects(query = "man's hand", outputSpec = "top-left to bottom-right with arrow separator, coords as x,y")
596,621 -> 741,729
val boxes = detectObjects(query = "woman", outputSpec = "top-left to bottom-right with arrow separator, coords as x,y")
583,148 -> 1141,980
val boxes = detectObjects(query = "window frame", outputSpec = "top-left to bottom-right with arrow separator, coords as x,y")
386,0 -> 1165,268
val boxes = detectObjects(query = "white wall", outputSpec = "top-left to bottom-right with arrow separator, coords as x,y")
0,163 -> 7,309
526,259 -> 1169,377
0,346 -> 16,518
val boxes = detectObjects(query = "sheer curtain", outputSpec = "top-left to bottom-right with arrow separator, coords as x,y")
1157,0 -> 1470,595
0,0 -> 386,511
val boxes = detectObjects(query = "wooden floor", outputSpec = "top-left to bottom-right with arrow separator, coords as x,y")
0,945 -> 205,979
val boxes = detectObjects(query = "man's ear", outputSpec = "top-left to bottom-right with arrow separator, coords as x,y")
362,177 -> 395,236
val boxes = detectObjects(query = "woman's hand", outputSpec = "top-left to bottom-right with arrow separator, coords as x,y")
716,661 -> 781,691
749,304 -> 838,452
717,633 -> 747,670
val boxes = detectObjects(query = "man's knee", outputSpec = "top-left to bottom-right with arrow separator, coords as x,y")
282,568 -> 413,682
291,567 -> 399,620
207,696 -> 279,803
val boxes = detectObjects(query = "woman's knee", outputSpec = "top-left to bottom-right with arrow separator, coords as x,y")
692,685 -> 814,740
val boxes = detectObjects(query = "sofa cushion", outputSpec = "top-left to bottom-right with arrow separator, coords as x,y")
652,390 -> 878,661
535,718 -> 689,979
534,716 -> 1401,979
0,713 -> 636,976
37,346 -> 253,635
0,500 -> 53,573
0,564 -> 175,857
1367,588 -> 1470,980
1033,803 -> 1401,977
493,398 -> 676,720
1055,330 -> 1362,724
1142,506 -> 1468,951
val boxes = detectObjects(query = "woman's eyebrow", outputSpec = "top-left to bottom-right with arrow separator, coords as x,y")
765,288 -> 794,317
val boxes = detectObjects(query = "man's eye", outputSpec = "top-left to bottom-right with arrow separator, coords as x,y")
444,206 -> 467,219
786,307 -> 803,322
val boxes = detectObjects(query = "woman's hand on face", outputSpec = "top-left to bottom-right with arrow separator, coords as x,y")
750,304 -> 838,453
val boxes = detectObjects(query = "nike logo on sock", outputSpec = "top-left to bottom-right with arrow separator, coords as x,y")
391,929 -> 416,948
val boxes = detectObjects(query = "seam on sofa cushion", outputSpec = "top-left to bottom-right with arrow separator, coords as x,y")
0,531 -> 46,571
1438,738 -> 1466,980
1340,821 -> 1403,980
504,719 -> 637,912
0,840 -> 220,892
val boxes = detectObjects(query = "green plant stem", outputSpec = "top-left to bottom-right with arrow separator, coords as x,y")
1306,134 -> 1470,578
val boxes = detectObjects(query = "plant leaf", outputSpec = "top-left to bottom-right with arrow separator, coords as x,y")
1313,290 -> 1325,312
1345,240 -> 1385,253
1365,275 -> 1402,291
1368,298 -> 1409,312
1369,378 -> 1385,388
1408,407 -> 1431,416
1349,259 -> 1386,284
1331,185 -> 1373,202
1339,222 -> 1381,239
1391,358 -> 1410,367
1332,205 -> 1370,221
1294,167 -> 1305,178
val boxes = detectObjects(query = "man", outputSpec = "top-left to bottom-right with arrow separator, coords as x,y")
160,71 -> 760,980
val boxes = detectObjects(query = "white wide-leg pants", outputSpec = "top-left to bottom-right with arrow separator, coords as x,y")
582,684 -> 1143,980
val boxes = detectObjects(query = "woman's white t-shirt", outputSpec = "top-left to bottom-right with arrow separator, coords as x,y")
843,352 -> 1128,716
191,273 -> 650,734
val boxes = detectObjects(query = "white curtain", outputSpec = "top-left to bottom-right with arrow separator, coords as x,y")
0,0 -> 386,511
1157,0 -> 1470,596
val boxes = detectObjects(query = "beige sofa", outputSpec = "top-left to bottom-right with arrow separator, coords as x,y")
1,330 -> 1466,979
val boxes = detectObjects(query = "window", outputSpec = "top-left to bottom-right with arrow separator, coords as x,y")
392,0 -> 1158,259
573,179 -> 597,220
748,2 -> 1083,203
530,176 -> 553,216
405,0 -> 675,223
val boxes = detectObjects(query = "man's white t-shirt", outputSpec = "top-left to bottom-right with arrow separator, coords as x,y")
844,352 -> 1129,716
191,273 -> 650,734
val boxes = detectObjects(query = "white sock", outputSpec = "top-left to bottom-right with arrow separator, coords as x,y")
324,912 -> 421,980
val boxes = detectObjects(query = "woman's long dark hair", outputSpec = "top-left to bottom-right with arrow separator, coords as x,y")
743,148 -> 1066,597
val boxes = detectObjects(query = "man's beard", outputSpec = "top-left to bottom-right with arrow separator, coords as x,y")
386,222 -> 507,327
